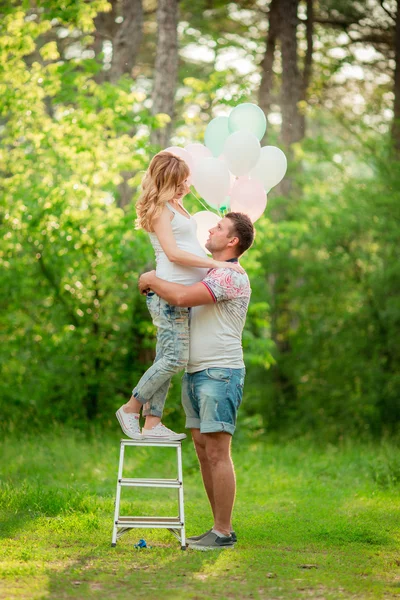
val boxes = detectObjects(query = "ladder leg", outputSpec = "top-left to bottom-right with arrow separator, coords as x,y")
111,441 -> 125,547
176,443 -> 186,550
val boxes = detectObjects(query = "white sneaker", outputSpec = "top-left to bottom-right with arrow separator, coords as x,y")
116,407 -> 142,439
141,423 -> 186,441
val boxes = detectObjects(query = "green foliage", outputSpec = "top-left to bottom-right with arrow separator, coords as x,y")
1,1 -> 399,439
0,3 -> 156,424
253,133 -> 400,437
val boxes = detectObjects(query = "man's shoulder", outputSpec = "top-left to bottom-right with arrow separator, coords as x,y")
206,266 -> 249,282
204,267 -> 250,296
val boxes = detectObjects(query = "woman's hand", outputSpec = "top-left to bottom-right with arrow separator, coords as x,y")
213,261 -> 245,274
139,270 -> 156,294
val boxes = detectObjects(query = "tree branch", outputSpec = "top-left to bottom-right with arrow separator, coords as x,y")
313,16 -> 359,29
36,253 -> 79,327
379,0 -> 396,22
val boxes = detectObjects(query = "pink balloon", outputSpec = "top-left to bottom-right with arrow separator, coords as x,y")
164,146 -> 194,173
192,211 -> 220,253
185,143 -> 212,163
230,178 -> 267,222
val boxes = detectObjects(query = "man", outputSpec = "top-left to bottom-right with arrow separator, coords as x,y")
139,212 -> 254,551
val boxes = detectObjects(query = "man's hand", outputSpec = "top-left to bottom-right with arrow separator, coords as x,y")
139,270 -> 156,295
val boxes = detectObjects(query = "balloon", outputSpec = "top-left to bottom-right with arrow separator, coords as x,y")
228,103 -> 267,141
218,155 -> 236,192
191,157 -> 230,209
230,178 -> 267,223
192,211 -> 220,253
228,171 -> 236,193
219,196 -> 231,212
204,116 -> 230,157
223,130 -> 260,177
250,146 -> 287,190
164,146 -> 194,173
185,143 -> 212,163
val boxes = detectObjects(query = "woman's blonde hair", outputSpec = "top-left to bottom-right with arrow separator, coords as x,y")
135,151 -> 190,232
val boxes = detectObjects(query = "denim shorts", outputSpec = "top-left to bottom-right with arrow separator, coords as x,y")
181,368 -> 245,436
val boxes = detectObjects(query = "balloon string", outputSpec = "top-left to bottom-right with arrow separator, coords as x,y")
189,189 -> 220,216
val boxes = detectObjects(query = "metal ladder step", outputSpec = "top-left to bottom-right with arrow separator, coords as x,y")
116,516 -> 183,527
119,477 -> 181,488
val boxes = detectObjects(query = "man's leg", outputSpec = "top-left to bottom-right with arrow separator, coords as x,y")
191,428 -> 216,520
204,432 -> 235,537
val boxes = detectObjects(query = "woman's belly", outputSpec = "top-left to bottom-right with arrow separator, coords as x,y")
155,257 -> 208,285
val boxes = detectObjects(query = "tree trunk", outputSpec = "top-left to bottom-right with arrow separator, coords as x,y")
151,0 -> 179,148
110,0 -> 143,83
299,0 -> 314,139
392,0 -> 400,152
267,0 -> 303,419
279,0 -> 303,147
91,0 -> 118,83
258,0 -> 280,143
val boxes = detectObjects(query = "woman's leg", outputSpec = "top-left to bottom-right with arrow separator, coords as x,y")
125,349 -> 170,424
142,300 -> 190,430
141,380 -> 170,428
140,330 -> 172,427
118,344 -> 170,438
131,296 -> 189,407
124,342 -> 165,414
123,294 -> 189,415
117,295 -> 189,438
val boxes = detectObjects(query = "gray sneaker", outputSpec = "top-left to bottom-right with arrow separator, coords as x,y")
187,529 -> 237,543
187,531 -> 234,551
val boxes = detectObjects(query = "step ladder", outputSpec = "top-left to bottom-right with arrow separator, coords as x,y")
111,438 -> 186,550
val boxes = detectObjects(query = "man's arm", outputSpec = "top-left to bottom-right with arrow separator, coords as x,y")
139,271 -> 214,307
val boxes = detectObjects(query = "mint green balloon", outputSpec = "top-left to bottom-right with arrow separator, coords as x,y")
228,103 -> 267,141
204,116 -> 230,157
220,196 -> 230,212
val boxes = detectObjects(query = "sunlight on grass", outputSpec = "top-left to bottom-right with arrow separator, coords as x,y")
1,430 -> 400,599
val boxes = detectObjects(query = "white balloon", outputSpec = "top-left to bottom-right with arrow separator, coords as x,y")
191,157 -> 230,209
223,130 -> 261,177
164,146 -> 194,173
249,146 -> 287,190
217,154 -> 236,192
192,211 -> 220,254
185,143 -> 212,163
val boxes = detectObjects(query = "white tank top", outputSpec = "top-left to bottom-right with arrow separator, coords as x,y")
148,203 -> 208,285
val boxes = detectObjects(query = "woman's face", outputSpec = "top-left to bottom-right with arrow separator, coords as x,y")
175,178 -> 190,200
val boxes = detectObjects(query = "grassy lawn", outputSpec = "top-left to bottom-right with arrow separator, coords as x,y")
1,428 -> 400,599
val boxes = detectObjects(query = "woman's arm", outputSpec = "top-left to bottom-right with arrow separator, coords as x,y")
153,208 -> 242,271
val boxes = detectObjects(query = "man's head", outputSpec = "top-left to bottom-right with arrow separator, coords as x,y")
205,212 -> 255,258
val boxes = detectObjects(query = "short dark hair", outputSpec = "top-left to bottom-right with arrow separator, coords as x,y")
225,212 -> 255,256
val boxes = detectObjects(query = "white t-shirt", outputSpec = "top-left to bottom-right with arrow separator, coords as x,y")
148,203 -> 208,285
187,265 -> 251,373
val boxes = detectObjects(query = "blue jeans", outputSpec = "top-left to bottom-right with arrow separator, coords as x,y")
133,293 -> 190,418
181,368 -> 245,435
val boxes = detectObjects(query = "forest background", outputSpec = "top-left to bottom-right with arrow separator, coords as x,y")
1,0 -> 400,441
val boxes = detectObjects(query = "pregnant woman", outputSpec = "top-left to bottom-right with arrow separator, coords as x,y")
116,151 -> 242,440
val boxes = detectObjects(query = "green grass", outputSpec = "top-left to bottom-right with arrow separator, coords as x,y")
1,429 -> 400,599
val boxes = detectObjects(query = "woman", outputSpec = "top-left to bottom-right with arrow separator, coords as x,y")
116,152 -> 243,440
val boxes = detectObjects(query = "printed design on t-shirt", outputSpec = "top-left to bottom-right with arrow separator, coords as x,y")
203,268 -> 250,299
202,268 -> 251,319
